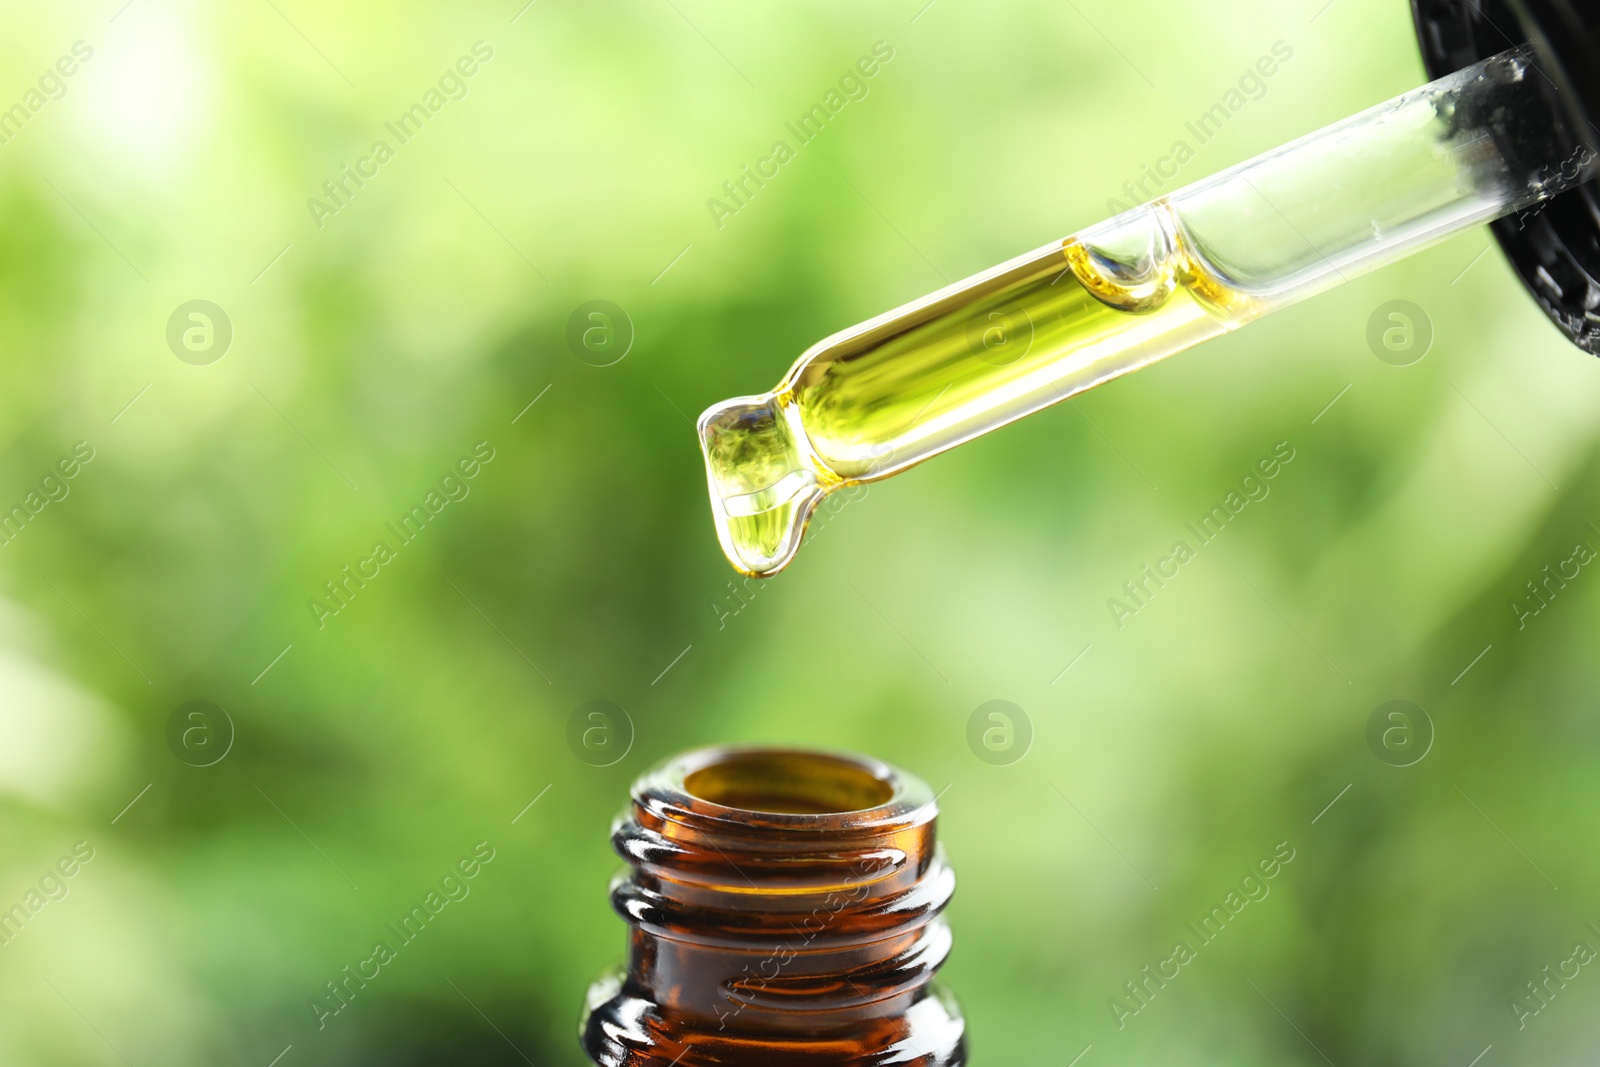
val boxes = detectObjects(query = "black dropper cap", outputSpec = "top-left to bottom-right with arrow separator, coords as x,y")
1413,0 -> 1600,352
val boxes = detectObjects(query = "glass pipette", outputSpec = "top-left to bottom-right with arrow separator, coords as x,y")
698,45 -> 1596,577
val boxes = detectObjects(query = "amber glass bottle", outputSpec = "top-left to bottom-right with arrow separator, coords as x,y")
579,746 -> 965,1065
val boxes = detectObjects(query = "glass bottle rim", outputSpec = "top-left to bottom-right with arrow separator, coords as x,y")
633,744 -> 938,836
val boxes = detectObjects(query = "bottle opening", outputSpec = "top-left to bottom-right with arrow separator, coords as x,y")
683,750 -> 895,814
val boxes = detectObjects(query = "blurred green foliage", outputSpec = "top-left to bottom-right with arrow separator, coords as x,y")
1,1 -> 1598,1064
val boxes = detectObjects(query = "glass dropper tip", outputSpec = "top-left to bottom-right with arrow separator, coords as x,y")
697,393 -> 831,578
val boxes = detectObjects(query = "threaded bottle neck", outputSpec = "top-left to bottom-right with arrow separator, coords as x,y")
581,747 -> 965,1066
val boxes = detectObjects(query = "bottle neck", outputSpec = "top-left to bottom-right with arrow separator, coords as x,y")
582,747 -> 965,1066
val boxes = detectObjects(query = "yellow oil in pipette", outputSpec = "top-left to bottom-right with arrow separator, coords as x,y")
698,45 -> 1593,577
701,205 -> 1266,577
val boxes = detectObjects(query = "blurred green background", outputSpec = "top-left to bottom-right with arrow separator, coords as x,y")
2,0 -> 1599,1063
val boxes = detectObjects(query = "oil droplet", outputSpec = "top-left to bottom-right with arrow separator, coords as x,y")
697,395 -> 830,577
